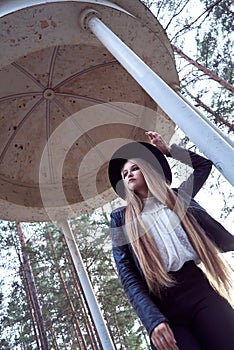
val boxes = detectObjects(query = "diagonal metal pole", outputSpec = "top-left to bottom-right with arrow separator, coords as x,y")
57,220 -> 115,350
177,92 -> 234,148
80,9 -> 234,186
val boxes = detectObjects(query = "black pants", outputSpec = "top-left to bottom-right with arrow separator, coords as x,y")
151,261 -> 234,350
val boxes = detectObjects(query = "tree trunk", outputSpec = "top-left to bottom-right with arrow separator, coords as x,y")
47,318 -> 60,350
63,235 -> 103,349
21,258 -> 41,349
16,222 -> 49,350
48,232 -> 87,349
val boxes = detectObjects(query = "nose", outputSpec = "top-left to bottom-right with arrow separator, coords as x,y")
127,170 -> 133,178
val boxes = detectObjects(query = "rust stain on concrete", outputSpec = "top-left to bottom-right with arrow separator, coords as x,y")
40,20 -> 49,29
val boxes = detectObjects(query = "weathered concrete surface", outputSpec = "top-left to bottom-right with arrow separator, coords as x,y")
0,0 -> 179,221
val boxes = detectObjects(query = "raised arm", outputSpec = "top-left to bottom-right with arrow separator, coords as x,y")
146,131 -> 213,198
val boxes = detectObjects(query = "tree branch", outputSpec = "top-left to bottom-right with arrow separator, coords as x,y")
165,0 -> 190,30
183,88 -> 234,131
170,0 -> 223,41
173,45 -> 234,93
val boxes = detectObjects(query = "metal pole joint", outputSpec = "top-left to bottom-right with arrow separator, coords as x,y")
80,8 -> 100,30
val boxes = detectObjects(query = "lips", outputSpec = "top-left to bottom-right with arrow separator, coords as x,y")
128,178 -> 135,184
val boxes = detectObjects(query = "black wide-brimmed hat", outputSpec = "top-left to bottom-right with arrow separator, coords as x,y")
108,141 -> 172,199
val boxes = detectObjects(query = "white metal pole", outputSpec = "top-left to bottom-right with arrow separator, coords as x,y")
80,10 -> 234,186
177,92 -> 234,148
58,220 -> 115,350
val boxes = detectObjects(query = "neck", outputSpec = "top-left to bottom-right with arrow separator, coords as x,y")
136,189 -> 150,199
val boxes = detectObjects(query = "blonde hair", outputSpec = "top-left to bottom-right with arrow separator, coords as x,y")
123,158 -> 233,301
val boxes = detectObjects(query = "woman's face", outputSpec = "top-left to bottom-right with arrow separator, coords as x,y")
122,160 -> 148,198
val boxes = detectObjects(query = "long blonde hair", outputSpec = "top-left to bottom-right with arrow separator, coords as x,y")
123,158 -> 233,301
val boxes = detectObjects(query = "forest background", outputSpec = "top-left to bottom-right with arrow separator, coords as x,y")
0,0 -> 233,349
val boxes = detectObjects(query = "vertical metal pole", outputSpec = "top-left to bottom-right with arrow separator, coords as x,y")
80,10 -> 234,186
58,220 -> 115,350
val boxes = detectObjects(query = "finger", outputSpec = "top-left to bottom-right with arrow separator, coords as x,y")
162,327 -> 178,349
162,333 -> 179,350
151,332 -> 166,350
151,322 -> 178,350
152,332 -> 170,350
155,336 -> 171,350
165,323 -> 177,341
156,328 -> 178,350
146,134 -> 160,145
145,131 -> 158,138
157,338 -> 178,350
145,131 -> 154,139
164,337 -> 179,350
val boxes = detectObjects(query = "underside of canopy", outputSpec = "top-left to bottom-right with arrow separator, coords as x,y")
0,0 -> 179,221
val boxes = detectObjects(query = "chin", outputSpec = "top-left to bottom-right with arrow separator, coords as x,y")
128,184 -> 137,191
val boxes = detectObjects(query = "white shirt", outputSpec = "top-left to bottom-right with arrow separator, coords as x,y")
141,197 -> 199,272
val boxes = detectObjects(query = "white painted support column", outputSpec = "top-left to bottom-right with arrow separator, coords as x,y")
177,92 -> 234,148
80,10 -> 234,186
58,220 -> 115,350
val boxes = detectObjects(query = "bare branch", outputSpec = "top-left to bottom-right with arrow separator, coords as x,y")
183,88 -> 234,131
173,45 -> 234,93
165,0 -> 190,30
170,0 -> 223,41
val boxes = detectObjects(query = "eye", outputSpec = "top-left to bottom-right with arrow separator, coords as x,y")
123,171 -> 127,178
132,165 -> 139,171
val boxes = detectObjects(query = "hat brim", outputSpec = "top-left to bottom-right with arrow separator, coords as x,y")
108,142 -> 172,199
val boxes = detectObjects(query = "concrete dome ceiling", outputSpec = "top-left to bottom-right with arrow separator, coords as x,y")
0,0 -> 179,221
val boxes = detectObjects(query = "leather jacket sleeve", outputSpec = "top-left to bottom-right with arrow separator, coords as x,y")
190,200 -> 234,252
111,209 -> 168,336
169,145 -> 234,252
168,144 -> 213,198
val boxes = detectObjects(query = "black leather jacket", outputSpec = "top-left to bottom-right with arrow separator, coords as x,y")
110,144 -> 234,336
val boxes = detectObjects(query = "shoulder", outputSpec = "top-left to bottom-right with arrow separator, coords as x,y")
110,206 -> 128,246
111,205 -> 126,214
110,206 -> 126,227
172,187 -> 206,212
110,205 -> 126,218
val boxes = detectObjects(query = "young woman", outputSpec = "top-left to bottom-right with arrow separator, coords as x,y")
108,131 -> 234,350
